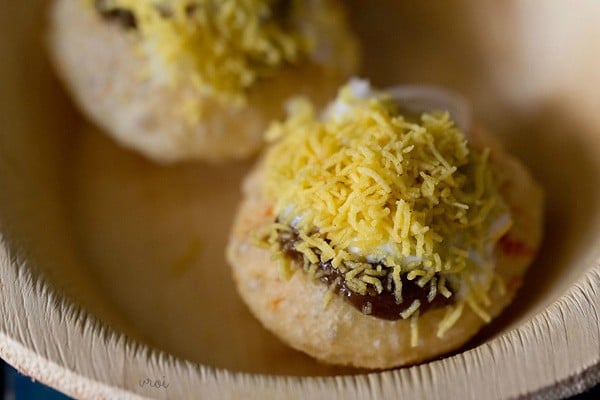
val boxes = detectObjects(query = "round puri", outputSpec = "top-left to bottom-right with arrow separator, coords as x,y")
227,127 -> 543,369
48,0 -> 358,163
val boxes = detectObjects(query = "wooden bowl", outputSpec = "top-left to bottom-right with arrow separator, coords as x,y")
2,1 -> 600,398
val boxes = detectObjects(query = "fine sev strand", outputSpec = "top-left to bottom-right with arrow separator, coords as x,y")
261,82 -> 512,343
93,0 -> 312,106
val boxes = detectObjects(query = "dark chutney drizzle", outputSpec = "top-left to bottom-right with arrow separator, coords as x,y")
95,0 -> 137,29
277,226 -> 454,320
95,0 -> 293,31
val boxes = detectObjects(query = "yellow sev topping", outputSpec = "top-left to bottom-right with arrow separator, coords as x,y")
262,81 -> 512,335
94,0 -> 311,104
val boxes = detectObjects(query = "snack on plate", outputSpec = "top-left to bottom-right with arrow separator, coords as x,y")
227,80 -> 544,368
48,0 -> 359,162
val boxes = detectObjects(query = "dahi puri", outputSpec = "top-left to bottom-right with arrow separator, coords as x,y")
48,0 -> 358,163
227,80 -> 544,369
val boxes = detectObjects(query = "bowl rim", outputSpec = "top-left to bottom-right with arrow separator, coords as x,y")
1,232 -> 600,400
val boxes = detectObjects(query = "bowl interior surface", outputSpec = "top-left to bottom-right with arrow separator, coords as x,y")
2,0 -> 600,379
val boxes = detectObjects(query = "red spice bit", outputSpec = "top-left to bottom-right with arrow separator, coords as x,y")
499,234 -> 533,258
270,297 -> 284,310
507,275 -> 523,291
